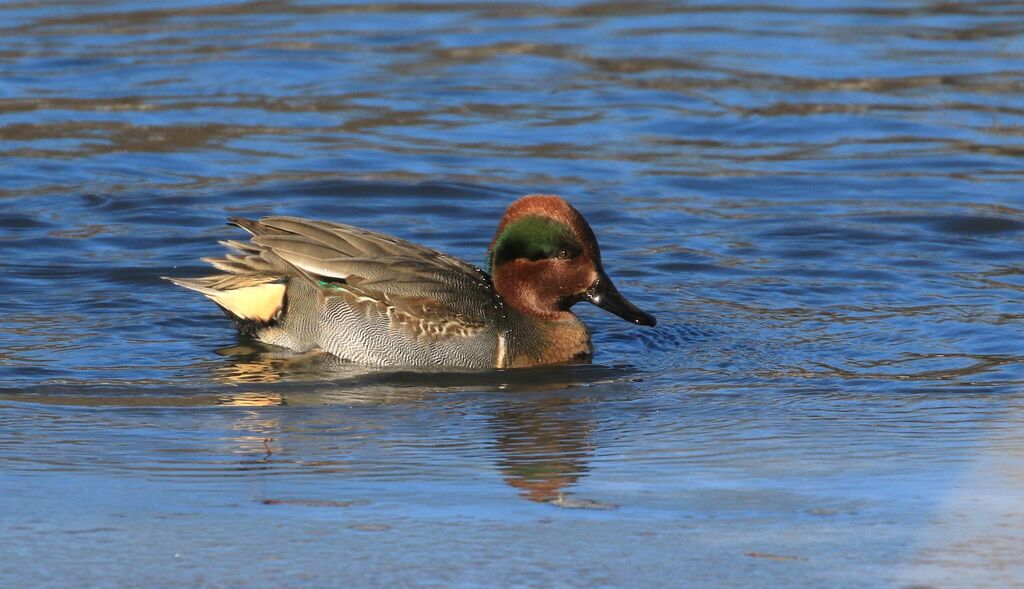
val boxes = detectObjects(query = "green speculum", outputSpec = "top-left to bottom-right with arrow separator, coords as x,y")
487,215 -> 582,273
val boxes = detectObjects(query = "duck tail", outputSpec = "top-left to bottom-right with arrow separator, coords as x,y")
164,275 -> 286,324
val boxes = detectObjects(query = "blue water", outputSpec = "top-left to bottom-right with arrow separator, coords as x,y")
2,1 -> 1024,587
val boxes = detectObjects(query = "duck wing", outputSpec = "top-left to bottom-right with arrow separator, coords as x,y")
215,216 -> 502,334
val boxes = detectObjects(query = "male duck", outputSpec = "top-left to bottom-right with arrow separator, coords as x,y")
168,195 -> 655,368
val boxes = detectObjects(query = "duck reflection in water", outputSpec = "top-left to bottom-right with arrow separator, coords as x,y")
490,397 -> 595,503
211,345 -> 613,504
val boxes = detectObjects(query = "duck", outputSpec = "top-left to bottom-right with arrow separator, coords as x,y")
167,194 -> 655,369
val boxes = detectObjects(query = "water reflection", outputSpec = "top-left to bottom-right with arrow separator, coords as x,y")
214,391 -> 286,407
212,343 -> 353,385
211,339 -> 639,393
210,344 -> 608,503
491,398 -> 595,503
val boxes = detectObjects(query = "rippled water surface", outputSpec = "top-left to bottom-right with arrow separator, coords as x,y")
2,1 -> 1024,587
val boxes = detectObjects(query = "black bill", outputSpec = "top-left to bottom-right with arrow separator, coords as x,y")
584,273 -> 657,327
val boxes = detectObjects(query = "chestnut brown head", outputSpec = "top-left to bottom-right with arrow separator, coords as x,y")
487,195 -> 656,327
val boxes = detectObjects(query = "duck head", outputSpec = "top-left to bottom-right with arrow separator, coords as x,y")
487,195 -> 656,327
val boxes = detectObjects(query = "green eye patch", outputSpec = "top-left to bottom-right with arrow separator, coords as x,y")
487,215 -> 582,273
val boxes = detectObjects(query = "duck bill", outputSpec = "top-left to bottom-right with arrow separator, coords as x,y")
584,273 -> 657,327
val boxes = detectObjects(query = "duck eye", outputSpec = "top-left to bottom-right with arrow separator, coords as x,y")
556,249 -> 570,260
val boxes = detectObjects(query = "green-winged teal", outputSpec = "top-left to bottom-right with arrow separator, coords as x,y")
168,195 -> 656,368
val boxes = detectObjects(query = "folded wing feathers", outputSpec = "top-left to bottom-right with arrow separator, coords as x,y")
257,216 -> 418,258
166,274 -> 278,293
171,216 -> 494,332
200,255 -> 277,276
218,239 -> 261,255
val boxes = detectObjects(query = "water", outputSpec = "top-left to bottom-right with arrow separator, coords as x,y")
2,1 -> 1024,587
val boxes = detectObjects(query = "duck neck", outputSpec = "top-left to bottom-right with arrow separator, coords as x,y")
498,303 -> 592,368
